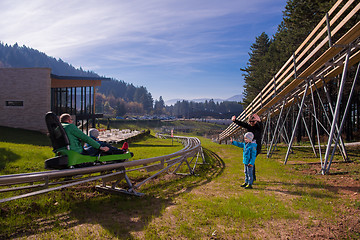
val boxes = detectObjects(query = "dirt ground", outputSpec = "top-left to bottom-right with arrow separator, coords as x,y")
138,158 -> 360,239
260,161 -> 360,240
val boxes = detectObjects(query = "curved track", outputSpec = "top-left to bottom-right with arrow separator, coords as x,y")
0,135 -> 204,203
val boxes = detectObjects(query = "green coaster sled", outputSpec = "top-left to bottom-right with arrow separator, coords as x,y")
44,112 -> 133,170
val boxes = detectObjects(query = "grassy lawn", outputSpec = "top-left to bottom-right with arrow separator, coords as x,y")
0,127 -> 359,239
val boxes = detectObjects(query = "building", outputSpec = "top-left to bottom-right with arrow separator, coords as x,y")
0,68 -> 108,133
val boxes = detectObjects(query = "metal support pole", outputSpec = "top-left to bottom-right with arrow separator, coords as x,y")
261,114 -> 269,147
326,62 -> 359,172
313,78 -> 348,158
285,80 -> 309,164
262,111 -> 271,149
273,76 -> 277,96
267,101 -> 285,158
269,106 -> 292,158
295,96 -> 318,157
293,53 -> 297,79
322,79 -> 348,161
277,108 -> 292,148
267,111 -> 272,148
322,51 -> 351,174
281,124 -> 292,148
310,78 -> 323,168
326,13 -> 332,48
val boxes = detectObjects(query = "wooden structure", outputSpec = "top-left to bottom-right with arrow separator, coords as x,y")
219,0 -> 360,174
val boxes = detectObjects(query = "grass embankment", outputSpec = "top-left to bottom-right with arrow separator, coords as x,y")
97,118 -> 227,138
0,126 -> 359,239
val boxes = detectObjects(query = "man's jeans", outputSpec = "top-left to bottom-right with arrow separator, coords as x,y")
244,165 -> 254,185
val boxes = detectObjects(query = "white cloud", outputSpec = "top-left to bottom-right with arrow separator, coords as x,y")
1,0 -> 286,100
1,0 -> 284,56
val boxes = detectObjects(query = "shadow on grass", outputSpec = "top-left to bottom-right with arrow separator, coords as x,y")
0,148 -> 21,170
0,126 -> 51,147
2,148 -> 226,239
260,180 -> 360,199
70,194 -> 172,239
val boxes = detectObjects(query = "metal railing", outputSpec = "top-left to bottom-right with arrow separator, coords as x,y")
0,135 -> 204,202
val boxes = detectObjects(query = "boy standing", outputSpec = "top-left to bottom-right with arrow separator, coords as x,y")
231,132 -> 257,189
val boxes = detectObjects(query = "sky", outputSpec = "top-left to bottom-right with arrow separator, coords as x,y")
0,0 -> 287,103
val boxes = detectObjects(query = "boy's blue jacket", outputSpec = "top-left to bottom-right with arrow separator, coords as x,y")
232,141 -> 257,165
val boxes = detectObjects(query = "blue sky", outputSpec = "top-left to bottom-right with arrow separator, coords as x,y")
0,0 -> 287,103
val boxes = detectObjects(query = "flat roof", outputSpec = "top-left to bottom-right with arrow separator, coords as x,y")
51,74 -> 111,81
51,74 -> 110,88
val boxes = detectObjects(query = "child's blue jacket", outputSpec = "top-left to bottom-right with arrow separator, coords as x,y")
232,141 -> 257,165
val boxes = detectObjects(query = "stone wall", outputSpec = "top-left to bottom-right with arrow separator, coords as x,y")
0,68 -> 52,133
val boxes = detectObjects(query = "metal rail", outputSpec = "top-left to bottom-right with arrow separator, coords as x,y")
219,0 -> 360,174
0,135 -> 204,203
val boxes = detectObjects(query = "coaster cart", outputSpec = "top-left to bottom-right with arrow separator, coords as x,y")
44,112 -> 133,170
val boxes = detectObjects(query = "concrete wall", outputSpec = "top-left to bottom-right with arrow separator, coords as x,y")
0,68 -> 52,133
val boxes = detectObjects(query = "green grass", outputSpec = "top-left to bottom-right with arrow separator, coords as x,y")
0,125 -> 359,239
180,192 -> 298,220
129,135 -> 183,160
0,126 -> 51,146
0,142 -> 53,174
0,127 -> 214,239
96,118 -> 227,137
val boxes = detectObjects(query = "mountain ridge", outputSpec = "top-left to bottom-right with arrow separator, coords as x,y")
165,94 -> 243,106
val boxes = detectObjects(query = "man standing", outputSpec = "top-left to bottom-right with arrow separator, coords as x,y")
231,114 -> 263,155
231,114 -> 263,180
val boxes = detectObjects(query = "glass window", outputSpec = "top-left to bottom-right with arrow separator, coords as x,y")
6,101 -> 24,107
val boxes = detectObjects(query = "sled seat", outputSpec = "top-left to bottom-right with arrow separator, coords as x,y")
44,112 -> 133,170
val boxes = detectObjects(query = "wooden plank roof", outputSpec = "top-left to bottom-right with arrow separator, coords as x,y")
50,74 -> 110,88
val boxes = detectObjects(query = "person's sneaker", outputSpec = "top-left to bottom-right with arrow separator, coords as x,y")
121,142 -> 129,151
245,184 -> 253,189
241,183 -> 247,187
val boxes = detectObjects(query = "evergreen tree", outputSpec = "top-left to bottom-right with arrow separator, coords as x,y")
125,84 -> 136,102
241,32 -> 271,106
154,96 -> 165,115
134,86 -> 153,112
115,100 -> 126,117
280,0 -> 336,55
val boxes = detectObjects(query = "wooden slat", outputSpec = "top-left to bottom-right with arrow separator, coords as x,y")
239,0 -> 351,120
219,0 -> 360,141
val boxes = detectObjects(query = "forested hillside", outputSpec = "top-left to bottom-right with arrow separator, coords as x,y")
0,42 -> 243,118
0,42 -> 155,115
0,42 -> 99,77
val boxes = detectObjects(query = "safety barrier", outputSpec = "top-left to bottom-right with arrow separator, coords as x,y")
0,135 -> 204,203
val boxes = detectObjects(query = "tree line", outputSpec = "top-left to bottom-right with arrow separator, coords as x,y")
165,100 -> 243,119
